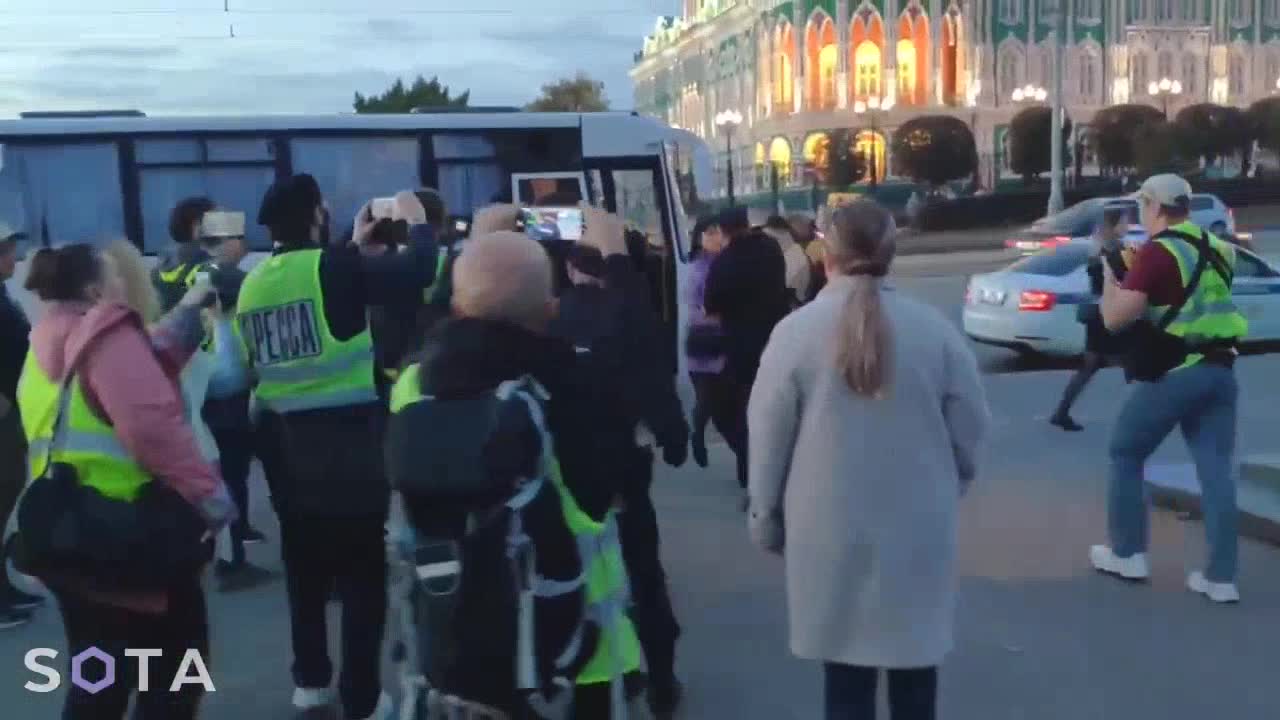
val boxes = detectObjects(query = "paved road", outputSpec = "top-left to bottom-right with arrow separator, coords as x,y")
4,235 -> 1280,718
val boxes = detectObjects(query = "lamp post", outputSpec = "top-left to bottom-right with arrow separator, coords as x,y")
1149,77 -> 1183,119
853,95 -> 894,190
714,109 -> 743,206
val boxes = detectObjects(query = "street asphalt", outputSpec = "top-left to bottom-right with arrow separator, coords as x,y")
3,236 -> 1279,719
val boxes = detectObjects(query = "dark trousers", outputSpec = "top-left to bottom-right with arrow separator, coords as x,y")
0,407 -> 25,597
279,512 -> 388,719
705,376 -> 749,489
617,449 -> 681,688
53,577 -> 209,720
209,423 -> 253,565
689,371 -> 715,447
1053,351 -> 1109,418
823,663 -> 938,720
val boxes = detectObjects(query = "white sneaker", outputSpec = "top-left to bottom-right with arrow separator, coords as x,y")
1187,571 -> 1240,604
1089,545 -> 1150,580
292,686 -> 335,710
349,692 -> 394,720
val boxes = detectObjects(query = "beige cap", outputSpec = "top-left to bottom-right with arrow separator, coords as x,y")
1137,174 -> 1192,209
201,210 -> 245,239
0,219 -> 25,243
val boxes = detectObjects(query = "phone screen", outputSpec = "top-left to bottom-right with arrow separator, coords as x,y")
520,207 -> 583,241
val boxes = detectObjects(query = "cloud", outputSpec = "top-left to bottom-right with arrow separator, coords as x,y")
62,45 -> 182,61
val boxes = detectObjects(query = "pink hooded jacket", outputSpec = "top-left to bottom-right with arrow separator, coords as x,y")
27,300 -> 236,612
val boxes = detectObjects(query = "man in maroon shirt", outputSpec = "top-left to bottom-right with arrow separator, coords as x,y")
1093,174 -> 1245,604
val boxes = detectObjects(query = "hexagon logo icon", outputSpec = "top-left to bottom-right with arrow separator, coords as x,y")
71,647 -> 115,695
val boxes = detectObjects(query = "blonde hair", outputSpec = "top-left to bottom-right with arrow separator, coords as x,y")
822,200 -> 897,398
101,239 -> 161,323
452,231 -> 553,329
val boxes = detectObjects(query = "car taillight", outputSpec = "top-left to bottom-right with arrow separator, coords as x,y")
1042,235 -> 1070,248
1018,290 -> 1057,312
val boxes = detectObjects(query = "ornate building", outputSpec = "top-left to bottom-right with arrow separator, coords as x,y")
631,0 -> 1280,196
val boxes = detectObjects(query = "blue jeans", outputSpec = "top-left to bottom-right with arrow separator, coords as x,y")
823,663 -> 937,720
1108,362 -> 1239,582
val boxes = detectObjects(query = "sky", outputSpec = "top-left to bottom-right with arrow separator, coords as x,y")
0,0 -> 677,117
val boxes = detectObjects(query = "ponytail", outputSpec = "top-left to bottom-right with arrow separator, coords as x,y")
23,244 -> 102,302
826,200 -> 896,398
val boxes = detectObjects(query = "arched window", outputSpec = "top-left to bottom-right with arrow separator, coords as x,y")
898,39 -> 918,102
1132,52 -> 1151,96
1182,53 -> 1200,97
1267,0 -> 1280,25
1079,0 -> 1102,22
854,131 -> 887,183
855,41 -> 882,98
1078,47 -> 1101,102
1231,0 -> 1252,26
774,23 -> 795,112
1040,46 -> 1053,86
803,133 -> 831,181
999,44 -> 1023,98
1229,51 -> 1246,97
768,137 -> 793,184
999,0 -> 1021,24
1158,50 -> 1174,81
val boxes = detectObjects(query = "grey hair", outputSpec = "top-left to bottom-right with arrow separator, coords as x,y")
822,200 -> 897,398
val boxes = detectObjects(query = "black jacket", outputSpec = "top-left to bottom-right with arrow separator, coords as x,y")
704,230 -> 790,386
550,258 -> 688,473
252,224 -> 439,519
1083,244 -> 1130,355
0,282 -> 29,403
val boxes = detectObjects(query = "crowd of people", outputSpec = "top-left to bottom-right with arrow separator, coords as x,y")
0,167 -> 1248,720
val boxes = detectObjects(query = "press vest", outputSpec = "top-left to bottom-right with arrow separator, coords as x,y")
17,351 -> 151,502
388,367 -> 642,698
235,248 -> 377,413
1147,222 -> 1248,370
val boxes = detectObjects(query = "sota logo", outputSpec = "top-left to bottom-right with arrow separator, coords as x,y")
24,647 -> 215,694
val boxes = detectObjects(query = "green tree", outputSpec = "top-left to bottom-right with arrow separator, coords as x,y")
1134,120 -> 1195,177
1173,103 -> 1248,167
890,115 -> 977,187
526,72 -> 609,112
1008,106 -> 1073,183
825,129 -> 867,190
353,75 -> 470,114
1091,104 -> 1164,172
1245,96 -> 1280,175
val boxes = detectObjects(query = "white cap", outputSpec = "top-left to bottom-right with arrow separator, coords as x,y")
1137,174 -> 1192,210
200,210 -> 245,239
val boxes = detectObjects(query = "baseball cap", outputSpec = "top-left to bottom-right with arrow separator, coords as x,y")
200,210 -> 246,241
1137,174 -> 1192,210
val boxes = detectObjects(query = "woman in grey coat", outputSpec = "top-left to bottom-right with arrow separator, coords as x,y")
747,200 -> 989,720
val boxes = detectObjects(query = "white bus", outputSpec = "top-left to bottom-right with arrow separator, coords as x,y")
0,110 -> 714,375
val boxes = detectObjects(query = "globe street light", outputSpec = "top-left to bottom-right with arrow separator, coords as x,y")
1011,84 -> 1048,104
1149,77 -> 1183,119
714,109 -> 743,205
853,95 -> 894,190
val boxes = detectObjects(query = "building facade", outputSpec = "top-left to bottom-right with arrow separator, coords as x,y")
631,0 -> 1280,197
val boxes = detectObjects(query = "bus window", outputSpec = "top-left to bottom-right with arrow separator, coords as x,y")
291,137 -> 421,240
437,164 -> 503,217
3,144 -> 125,247
513,172 -> 586,206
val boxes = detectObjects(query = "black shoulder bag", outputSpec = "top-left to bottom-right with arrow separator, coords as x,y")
13,373 -> 210,591
1123,231 -> 1228,383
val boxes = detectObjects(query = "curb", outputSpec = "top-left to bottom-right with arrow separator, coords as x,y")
1146,461 -> 1280,547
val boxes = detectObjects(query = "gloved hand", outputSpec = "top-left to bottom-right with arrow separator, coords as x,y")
661,437 -> 688,468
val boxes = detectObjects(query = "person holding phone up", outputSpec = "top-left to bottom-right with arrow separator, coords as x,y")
236,176 -> 439,720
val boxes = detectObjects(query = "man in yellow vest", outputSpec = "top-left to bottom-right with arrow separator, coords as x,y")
1097,173 -> 1246,604
237,174 -> 440,720
386,208 -> 645,717
153,196 -> 217,313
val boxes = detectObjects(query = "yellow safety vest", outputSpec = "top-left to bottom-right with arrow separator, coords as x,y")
1148,222 -> 1248,371
388,367 -> 641,695
235,248 -> 378,413
17,351 -> 151,502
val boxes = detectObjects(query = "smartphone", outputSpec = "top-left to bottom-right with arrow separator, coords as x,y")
370,197 -> 397,221
521,207 -> 583,241
453,218 -> 470,235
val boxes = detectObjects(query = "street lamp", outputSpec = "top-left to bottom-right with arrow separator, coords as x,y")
1011,84 -> 1048,104
714,109 -> 743,206
1149,77 -> 1183,119
853,95 -> 895,190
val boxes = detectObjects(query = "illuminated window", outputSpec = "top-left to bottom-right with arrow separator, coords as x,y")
803,133 -> 831,181
855,41 -> 882,98
897,40 -> 917,103
769,137 -> 793,184
774,24 -> 795,111
854,131 -> 887,183
819,44 -> 838,108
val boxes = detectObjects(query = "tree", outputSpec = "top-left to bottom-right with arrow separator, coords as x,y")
825,129 -> 867,190
1246,96 -> 1280,175
890,115 -> 977,187
1091,104 -> 1164,172
1173,103 -> 1248,167
1008,106 -> 1073,183
526,72 -> 609,112
353,75 -> 469,113
1134,120 -> 1195,177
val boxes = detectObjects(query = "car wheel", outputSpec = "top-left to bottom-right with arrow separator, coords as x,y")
1211,221 -> 1227,237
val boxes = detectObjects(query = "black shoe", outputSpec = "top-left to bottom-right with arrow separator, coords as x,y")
1,587 -> 45,611
1050,413 -> 1084,432
648,677 -> 684,719
217,562 -> 278,593
691,431 -> 708,468
0,606 -> 33,631
242,527 -> 267,545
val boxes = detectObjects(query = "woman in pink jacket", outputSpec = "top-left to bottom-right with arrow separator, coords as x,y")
20,242 -> 235,720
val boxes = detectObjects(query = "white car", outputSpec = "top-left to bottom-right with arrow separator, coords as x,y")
963,239 -> 1280,357
1003,194 -> 1239,255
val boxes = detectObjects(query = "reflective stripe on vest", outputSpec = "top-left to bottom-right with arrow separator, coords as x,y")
1146,222 -> 1248,370
16,351 -> 151,502
235,248 -> 377,413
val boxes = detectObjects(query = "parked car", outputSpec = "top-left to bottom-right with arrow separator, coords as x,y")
1002,193 -> 1241,255
963,238 -> 1280,357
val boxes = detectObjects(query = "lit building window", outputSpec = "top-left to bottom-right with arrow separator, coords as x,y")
897,39 -> 917,103
768,137 -> 793,184
855,131 -> 887,183
855,41 -> 882,98
819,44 -> 839,109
